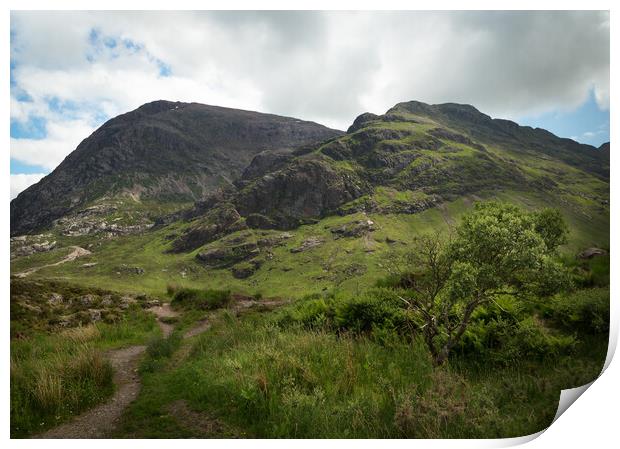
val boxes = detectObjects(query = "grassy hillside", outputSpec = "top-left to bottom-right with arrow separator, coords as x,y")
11,189 -> 609,299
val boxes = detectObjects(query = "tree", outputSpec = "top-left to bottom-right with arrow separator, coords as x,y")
402,202 -> 570,365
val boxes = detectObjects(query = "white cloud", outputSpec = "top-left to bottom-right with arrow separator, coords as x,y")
10,11 -> 610,173
11,173 -> 46,199
11,119 -> 97,170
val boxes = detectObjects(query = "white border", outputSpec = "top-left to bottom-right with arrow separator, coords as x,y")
2,2 -> 616,448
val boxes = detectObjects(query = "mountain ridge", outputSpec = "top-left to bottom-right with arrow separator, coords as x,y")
10,99 -> 609,239
11,101 -> 342,236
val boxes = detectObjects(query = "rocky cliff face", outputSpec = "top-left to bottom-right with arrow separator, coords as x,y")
166,100 -> 609,253
11,101 -> 342,236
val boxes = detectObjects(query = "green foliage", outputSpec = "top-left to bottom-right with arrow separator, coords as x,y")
278,288 -> 411,337
403,202 -> 572,364
171,288 -> 231,310
533,208 -> 569,251
116,308 -> 607,438
11,336 -> 114,437
140,333 -> 182,374
333,290 -> 407,335
568,255 -> 610,288
458,315 -> 576,365
544,287 -> 610,334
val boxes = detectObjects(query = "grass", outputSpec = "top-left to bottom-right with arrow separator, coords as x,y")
10,186 -> 608,302
10,299 -> 160,438
113,293 -> 607,438
170,288 -> 231,310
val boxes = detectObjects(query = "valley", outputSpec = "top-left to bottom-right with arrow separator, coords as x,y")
10,100 -> 610,439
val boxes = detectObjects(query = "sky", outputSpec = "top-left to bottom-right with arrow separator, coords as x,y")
9,11 -> 610,199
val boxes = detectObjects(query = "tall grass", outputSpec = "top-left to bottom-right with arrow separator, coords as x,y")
11,339 -> 114,437
10,308 -> 159,438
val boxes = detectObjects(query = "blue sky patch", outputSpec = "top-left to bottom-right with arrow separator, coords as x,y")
10,158 -> 49,175
519,90 -> 609,147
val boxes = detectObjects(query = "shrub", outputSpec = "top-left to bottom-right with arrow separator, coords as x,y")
457,315 -> 576,365
278,288 -> 408,336
374,272 -> 415,289
11,341 -> 114,437
544,287 -> 609,334
140,333 -> 182,373
166,282 -> 180,297
171,288 -> 231,310
334,290 -> 406,335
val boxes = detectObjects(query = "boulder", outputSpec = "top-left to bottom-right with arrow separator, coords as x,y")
331,219 -> 376,238
116,264 -> 145,275
88,309 -> 102,322
48,293 -> 64,305
231,259 -> 263,279
79,294 -> 97,306
290,237 -> 324,253
196,242 -> 259,268
578,248 -> 608,259
170,202 -> 247,252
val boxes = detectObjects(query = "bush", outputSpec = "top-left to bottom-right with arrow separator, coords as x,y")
171,288 -> 231,310
140,333 -> 182,373
11,341 -> 114,437
458,314 -> 576,365
544,287 -> 609,334
279,297 -> 333,329
278,288 -> 409,336
334,294 -> 405,335
374,272 -> 415,289
166,282 -> 180,297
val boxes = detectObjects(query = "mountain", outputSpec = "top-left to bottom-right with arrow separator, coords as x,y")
165,100 -> 609,252
10,100 -> 609,298
10,100 -> 342,236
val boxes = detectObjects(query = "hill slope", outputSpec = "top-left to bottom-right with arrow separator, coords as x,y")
10,100 -> 609,298
10,101 -> 342,236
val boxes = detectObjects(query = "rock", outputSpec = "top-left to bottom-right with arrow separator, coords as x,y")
116,264 -> 145,275
331,219 -> 376,238
256,232 -> 293,248
48,293 -> 64,305
88,309 -> 102,322
231,260 -> 263,279
119,295 -> 137,309
11,239 -> 57,258
235,158 -> 370,230
196,242 -> 259,268
82,262 -> 98,268
346,112 -> 381,133
578,248 -> 608,259
79,294 -> 97,306
240,149 -> 294,181
290,237 -> 324,253
101,295 -> 114,306
170,202 -> 247,252
146,299 -> 161,308
56,315 -> 72,328
246,213 -> 278,230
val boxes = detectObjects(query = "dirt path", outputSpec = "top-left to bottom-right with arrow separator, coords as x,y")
34,305 -> 176,439
34,299 -> 284,438
15,246 -> 91,278
149,303 -> 178,337
36,345 -> 146,439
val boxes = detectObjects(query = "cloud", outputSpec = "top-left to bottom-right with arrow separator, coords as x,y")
11,173 -> 46,199
10,11 -> 610,173
11,118 -> 97,170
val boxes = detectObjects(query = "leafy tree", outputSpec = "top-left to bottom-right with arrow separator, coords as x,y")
402,202 -> 570,365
